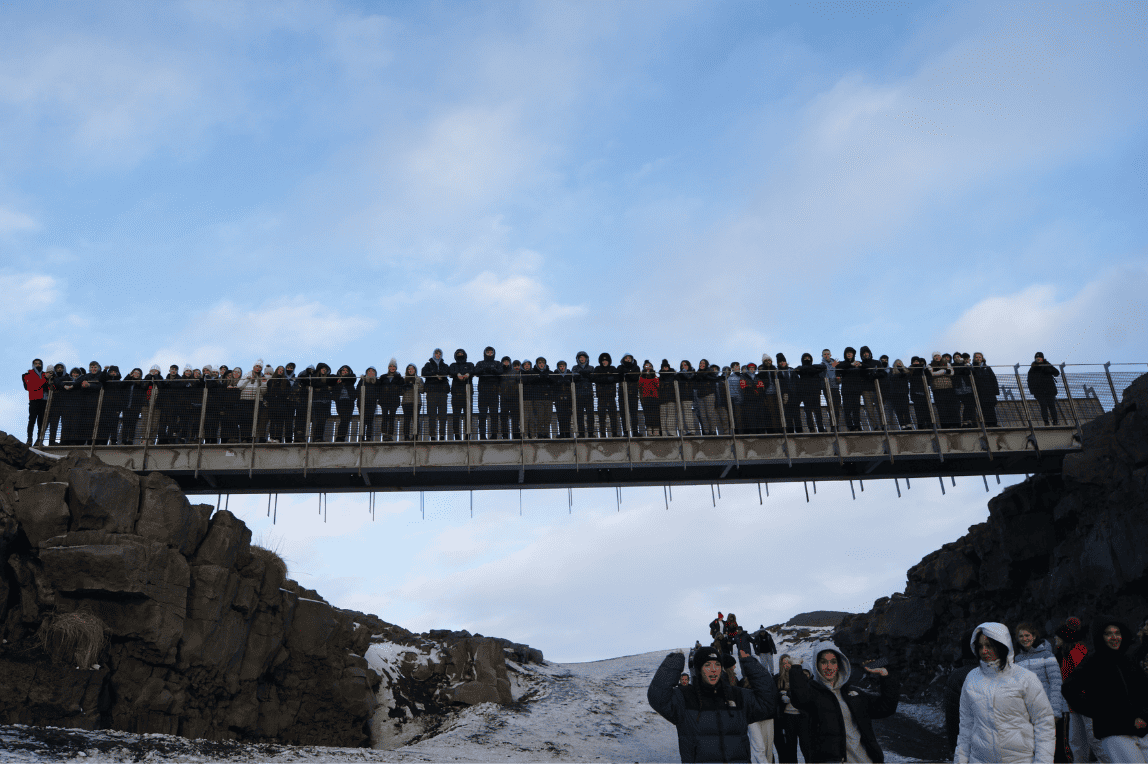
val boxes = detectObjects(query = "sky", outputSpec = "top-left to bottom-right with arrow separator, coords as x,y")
2,0 -> 1147,662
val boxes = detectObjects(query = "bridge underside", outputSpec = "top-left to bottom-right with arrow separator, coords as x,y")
46,426 -> 1079,494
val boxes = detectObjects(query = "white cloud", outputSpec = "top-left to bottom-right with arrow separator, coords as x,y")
145,298 -> 378,370
0,207 -> 38,235
0,273 -> 61,322
935,265 -> 1148,364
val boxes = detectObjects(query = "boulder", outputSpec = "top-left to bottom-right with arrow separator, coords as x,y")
137,473 -> 210,555
193,510 -> 251,569
451,680 -> 501,706
286,597 -> 338,659
14,482 -> 70,547
870,596 -> 934,639
66,462 -> 140,533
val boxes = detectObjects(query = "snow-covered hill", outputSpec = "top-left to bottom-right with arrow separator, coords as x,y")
0,629 -> 947,762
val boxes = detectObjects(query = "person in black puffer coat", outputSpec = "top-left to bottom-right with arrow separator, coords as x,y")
617,353 -> 642,435
1027,352 -> 1061,426
422,349 -> 450,440
1062,616 -> 1148,763
448,349 -> 474,440
836,348 -> 865,431
473,346 -> 502,440
795,353 -> 827,433
593,353 -> 619,438
971,353 -> 999,427
788,641 -> 898,763
572,351 -> 594,438
648,645 -> 778,763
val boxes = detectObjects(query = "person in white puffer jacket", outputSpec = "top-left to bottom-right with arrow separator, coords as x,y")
956,622 -> 1055,764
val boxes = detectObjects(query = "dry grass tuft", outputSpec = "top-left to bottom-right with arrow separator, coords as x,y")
250,543 -> 288,582
38,610 -> 106,669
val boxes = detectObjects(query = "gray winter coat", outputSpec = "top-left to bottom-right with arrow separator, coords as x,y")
648,651 -> 777,763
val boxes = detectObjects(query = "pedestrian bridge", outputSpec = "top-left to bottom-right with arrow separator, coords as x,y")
39,363 -> 1142,496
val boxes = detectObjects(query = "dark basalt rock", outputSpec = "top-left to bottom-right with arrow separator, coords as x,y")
833,373 -> 1148,699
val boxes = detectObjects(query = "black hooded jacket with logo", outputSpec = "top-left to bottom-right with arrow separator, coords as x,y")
448,351 -> 474,394
473,348 -> 502,393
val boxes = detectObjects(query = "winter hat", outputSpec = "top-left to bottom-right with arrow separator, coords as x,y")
501,356 -> 511,363
1035,352 -> 1045,360
761,353 -> 772,364
693,646 -> 735,671
184,364 -> 193,372
598,352 -> 612,364
388,357 -> 398,369
150,364 -> 160,372
454,349 -> 466,360
1056,617 -> 1084,643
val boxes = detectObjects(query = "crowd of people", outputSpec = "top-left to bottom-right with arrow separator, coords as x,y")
647,612 -> 1147,763
20,348 -> 1067,448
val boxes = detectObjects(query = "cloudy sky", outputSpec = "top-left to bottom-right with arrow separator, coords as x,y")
3,1 -> 1146,662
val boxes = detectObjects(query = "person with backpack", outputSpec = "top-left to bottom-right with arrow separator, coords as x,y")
648,645 -> 778,763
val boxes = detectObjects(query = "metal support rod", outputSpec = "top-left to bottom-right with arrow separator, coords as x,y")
570,381 -> 579,469
804,481 -> 809,503
765,481 -> 769,497
758,483 -> 762,504
664,485 -> 669,510
194,385 -> 209,478
622,379 -> 634,469
860,479 -> 864,491
470,490 -> 473,518
1059,366 -> 1086,444
983,475 -> 990,492
141,385 -> 158,470
813,481 -> 817,494
952,475 -> 956,486
938,476 -> 946,495
357,383 -> 367,475
849,480 -> 856,500
923,376 -> 945,462
518,379 -> 526,474
303,386 -> 314,477
569,487 -> 572,514
274,494 -> 277,524
1012,365 -> 1041,456
267,494 -> 272,517
249,381 -> 262,478
968,367 -> 994,460
519,489 -> 522,516
773,372 -> 791,467
906,478 -> 911,489
823,377 -> 844,465
88,386 -> 106,457
723,375 -> 739,469
872,379 -> 894,464
225,494 -> 229,512
673,380 -> 687,470
711,484 -> 716,507
616,486 -> 621,512
40,389 -> 54,447
895,478 -> 901,498
1103,362 -> 1119,410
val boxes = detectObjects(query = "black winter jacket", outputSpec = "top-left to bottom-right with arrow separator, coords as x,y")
422,357 -> 451,391
648,651 -> 778,763
788,647 -> 898,763
1027,361 -> 1059,400
473,353 -> 502,393
1062,618 -> 1148,740
448,352 -> 474,395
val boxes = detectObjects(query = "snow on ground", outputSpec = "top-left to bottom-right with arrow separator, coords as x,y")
0,633 -> 947,762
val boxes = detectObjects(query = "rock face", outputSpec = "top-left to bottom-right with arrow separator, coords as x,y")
0,435 -> 542,747
833,373 -> 1148,697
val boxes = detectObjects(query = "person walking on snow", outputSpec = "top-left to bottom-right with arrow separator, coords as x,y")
648,645 -> 778,763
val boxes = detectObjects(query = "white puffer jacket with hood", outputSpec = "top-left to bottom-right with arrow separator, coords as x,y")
955,622 -> 1055,764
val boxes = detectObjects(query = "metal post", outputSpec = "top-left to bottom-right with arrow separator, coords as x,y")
1059,365 -> 1086,443
518,379 -> 526,478
723,376 -> 739,469
570,380 -> 579,471
465,381 -> 473,441
872,379 -> 893,464
195,385 -> 208,478
622,379 -> 633,469
249,381 -> 262,477
823,377 -> 844,465
141,385 -> 158,470
88,386 -> 106,456
772,372 -> 792,467
968,368 -> 994,460
358,381 -> 367,476
673,380 -> 687,470
303,385 -> 313,477
40,389 -> 54,447
1103,362 -> 1119,410
923,376 -> 945,463
1013,364 -> 1040,455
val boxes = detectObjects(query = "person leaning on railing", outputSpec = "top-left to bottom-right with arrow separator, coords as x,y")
552,360 -> 574,439
378,360 -> 408,441
971,353 -> 999,427
401,363 -> 422,441
473,347 -> 502,440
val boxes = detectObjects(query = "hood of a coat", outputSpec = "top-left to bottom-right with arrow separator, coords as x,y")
810,641 -> 852,690
1091,616 -> 1133,656
843,347 -> 857,361
484,346 -> 495,359
454,349 -> 468,363
598,352 -> 612,365
860,345 -> 872,359
970,622 -> 1015,671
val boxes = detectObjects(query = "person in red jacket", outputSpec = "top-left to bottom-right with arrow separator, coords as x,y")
21,359 -> 47,446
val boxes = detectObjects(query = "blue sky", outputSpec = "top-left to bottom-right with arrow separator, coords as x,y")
3,1 -> 1146,661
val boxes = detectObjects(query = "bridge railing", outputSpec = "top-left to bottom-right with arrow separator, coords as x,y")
35,363 -> 1145,452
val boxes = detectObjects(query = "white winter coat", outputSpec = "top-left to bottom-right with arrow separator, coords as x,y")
955,622 -> 1055,764
1014,639 -> 1064,716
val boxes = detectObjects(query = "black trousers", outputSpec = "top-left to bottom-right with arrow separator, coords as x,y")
910,394 -> 932,429
841,387 -> 863,431
799,393 -> 824,432
1035,395 -> 1059,425
477,391 -> 499,439
575,392 -> 594,437
981,397 -> 998,427
27,399 -> 46,443
555,398 -> 573,438
450,390 -> 469,439
426,389 -> 448,439
596,393 -> 619,437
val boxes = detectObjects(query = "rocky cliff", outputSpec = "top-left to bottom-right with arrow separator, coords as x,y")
0,434 -> 542,747
833,373 -> 1148,697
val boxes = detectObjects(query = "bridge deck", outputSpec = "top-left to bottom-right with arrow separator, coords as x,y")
44,426 -> 1079,494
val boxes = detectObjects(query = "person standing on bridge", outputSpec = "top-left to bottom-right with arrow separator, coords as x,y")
1027,352 -> 1061,427
572,351 -> 594,438
402,363 -> 423,440
971,353 -> 999,428
498,356 -> 519,439
648,645 -> 778,764
473,347 -> 502,440
422,349 -> 450,440
593,353 -> 620,437
449,349 -> 474,440
22,359 -> 47,446
552,359 -> 574,438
